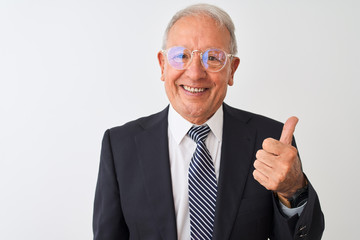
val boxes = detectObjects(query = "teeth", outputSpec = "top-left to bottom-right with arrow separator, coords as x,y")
183,85 -> 205,93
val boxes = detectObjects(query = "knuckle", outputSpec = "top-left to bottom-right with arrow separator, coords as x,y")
275,171 -> 286,184
262,138 -> 273,149
255,150 -> 261,159
286,146 -> 298,158
281,150 -> 297,163
256,149 -> 266,159
289,148 -> 297,158
279,173 -> 286,183
267,182 -> 275,191
272,177 -> 279,186
253,170 -> 260,181
281,161 -> 291,172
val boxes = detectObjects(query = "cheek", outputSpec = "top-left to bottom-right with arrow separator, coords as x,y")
164,69 -> 183,87
211,77 -> 231,101
163,73 -> 180,96
214,73 -> 231,90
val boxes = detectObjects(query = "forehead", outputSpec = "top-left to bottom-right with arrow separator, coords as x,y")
166,15 -> 231,51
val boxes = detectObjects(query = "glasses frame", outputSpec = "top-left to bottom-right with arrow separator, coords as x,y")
161,46 -> 236,72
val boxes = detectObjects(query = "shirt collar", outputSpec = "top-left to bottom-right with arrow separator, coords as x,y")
168,104 -> 223,145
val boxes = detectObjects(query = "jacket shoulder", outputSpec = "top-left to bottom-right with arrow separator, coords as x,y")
224,103 -> 284,139
224,104 -> 283,126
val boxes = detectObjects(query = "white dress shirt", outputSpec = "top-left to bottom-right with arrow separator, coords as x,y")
167,104 -> 305,240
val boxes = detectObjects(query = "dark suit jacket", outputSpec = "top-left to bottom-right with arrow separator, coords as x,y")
93,103 -> 324,240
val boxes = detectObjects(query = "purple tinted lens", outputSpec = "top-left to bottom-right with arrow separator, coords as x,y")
202,49 -> 226,70
167,47 -> 190,69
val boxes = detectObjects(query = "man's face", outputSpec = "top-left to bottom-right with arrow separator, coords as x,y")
158,15 -> 240,125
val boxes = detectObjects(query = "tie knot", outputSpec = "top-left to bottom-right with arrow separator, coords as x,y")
188,125 -> 211,143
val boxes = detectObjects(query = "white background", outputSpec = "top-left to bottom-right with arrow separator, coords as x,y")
0,0 -> 359,239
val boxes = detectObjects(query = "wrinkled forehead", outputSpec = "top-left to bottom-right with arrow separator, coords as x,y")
166,15 -> 231,52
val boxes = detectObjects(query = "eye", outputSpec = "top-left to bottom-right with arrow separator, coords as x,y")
171,52 -> 191,63
206,54 -> 222,66
204,49 -> 226,66
207,55 -> 220,62
167,47 -> 191,62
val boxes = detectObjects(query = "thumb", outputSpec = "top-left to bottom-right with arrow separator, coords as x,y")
280,116 -> 299,145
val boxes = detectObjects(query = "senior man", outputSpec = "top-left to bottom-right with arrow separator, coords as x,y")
93,4 -> 324,240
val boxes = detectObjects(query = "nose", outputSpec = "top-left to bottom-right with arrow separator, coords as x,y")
185,51 -> 207,79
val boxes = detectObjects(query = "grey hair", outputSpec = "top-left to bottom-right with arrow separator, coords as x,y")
162,3 -> 238,55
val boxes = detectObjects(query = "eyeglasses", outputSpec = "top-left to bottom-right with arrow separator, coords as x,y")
161,46 -> 235,72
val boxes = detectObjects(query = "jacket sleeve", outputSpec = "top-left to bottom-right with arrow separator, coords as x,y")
93,130 -> 129,240
271,180 -> 325,240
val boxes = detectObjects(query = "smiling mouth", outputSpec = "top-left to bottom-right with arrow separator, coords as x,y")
182,85 -> 207,93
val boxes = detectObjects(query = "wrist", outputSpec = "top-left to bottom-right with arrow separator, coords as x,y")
277,177 -> 309,208
279,174 -> 306,198
277,193 -> 291,208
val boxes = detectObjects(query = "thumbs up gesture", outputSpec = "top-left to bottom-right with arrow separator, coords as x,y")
253,117 -> 306,199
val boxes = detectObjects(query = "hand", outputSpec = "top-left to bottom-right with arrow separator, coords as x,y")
253,117 -> 305,198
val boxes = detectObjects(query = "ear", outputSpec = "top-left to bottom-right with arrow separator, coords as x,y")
157,51 -> 165,82
228,57 -> 240,86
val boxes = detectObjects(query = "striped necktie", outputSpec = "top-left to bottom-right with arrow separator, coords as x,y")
188,125 -> 217,240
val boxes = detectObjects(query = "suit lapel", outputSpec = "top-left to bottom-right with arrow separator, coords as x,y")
135,107 -> 177,240
213,104 -> 257,240
133,104 -> 256,240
